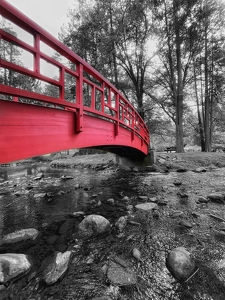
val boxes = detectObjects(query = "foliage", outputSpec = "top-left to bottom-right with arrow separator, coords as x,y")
0,20 -> 41,100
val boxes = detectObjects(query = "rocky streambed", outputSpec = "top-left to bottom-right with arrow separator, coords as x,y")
0,152 -> 225,299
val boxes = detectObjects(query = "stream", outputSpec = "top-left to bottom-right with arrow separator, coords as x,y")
0,160 -> 225,299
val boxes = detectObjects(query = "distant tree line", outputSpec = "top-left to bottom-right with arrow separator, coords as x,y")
59,0 -> 225,152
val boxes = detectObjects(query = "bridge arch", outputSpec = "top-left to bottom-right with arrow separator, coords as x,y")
0,0 -> 150,163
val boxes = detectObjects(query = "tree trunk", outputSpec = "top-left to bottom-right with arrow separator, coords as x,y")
194,61 -> 205,151
174,0 -> 184,152
109,3 -> 118,88
204,21 -> 210,151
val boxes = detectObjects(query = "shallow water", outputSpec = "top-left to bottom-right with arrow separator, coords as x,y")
0,163 -> 119,236
1,163 -> 225,299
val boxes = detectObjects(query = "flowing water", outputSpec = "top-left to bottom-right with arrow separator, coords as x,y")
0,163 -> 121,236
0,162 -> 225,299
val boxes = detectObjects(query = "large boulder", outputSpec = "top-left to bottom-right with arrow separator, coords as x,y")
0,228 -> 41,253
40,251 -> 73,285
166,247 -> 198,281
77,215 -> 111,239
0,253 -> 32,284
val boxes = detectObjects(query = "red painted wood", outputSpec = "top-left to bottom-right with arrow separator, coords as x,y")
0,101 -> 148,163
0,1 -> 150,163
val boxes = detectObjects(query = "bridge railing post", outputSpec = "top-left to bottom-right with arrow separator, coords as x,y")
115,93 -> 119,136
75,63 -> 84,132
34,33 -> 40,73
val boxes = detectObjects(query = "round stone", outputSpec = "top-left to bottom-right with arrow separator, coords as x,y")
166,247 -> 197,281
77,214 -> 111,239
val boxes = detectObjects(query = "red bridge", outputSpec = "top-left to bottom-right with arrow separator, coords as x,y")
0,0 -> 150,164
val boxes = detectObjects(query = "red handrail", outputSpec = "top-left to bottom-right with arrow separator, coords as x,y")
0,0 -> 150,145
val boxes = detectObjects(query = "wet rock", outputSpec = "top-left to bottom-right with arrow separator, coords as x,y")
26,185 -> 34,190
0,253 -> 32,283
152,210 -> 160,219
194,167 -> 207,173
34,192 -> 47,199
218,223 -> 225,231
197,196 -> 209,203
127,204 -> 133,211
145,165 -> 157,172
107,198 -> 115,205
115,216 -> 128,233
0,228 -> 40,252
158,158 -> 166,164
61,175 -> 73,180
166,247 -> 197,281
133,167 -> 139,173
210,258 -> 225,282
149,197 -> 157,202
176,167 -> 187,173
123,166 -> 131,171
192,212 -> 201,218
171,210 -> 184,218
132,248 -> 141,261
122,196 -> 130,202
138,195 -> 148,201
34,173 -> 44,180
135,202 -> 158,212
14,191 -> 21,197
177,191 -> 189,198
157,198 -> 168,206
96,200 -> 102,206
40,251 -> 73,285
70,211 -> 85,218
56,190 -> 65,195
86,252 -> 96,264
208,193 -> 225,204
128,220 -> 141,226
107,260 -> 137,286
179,219 -> 193,228
214,230 -> 225,237
173,180 -> 182,186
0,284 -> 6,292
77,215 -> 111,239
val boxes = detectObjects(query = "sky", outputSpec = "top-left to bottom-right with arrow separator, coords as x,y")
2,0 -> 77,75
6,0 -> 75,39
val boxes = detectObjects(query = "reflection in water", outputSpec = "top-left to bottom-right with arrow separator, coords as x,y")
0,165 -> 48,181
0,164 -> 114,236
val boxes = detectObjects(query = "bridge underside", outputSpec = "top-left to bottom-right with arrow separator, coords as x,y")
0,100 -> 148,163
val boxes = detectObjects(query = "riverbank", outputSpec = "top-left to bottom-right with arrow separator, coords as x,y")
48,150 -> 225,171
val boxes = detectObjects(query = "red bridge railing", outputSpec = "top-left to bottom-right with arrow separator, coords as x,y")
0,0 -> 149,152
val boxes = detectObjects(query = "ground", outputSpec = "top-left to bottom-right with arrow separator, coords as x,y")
156,151 -> 225,170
